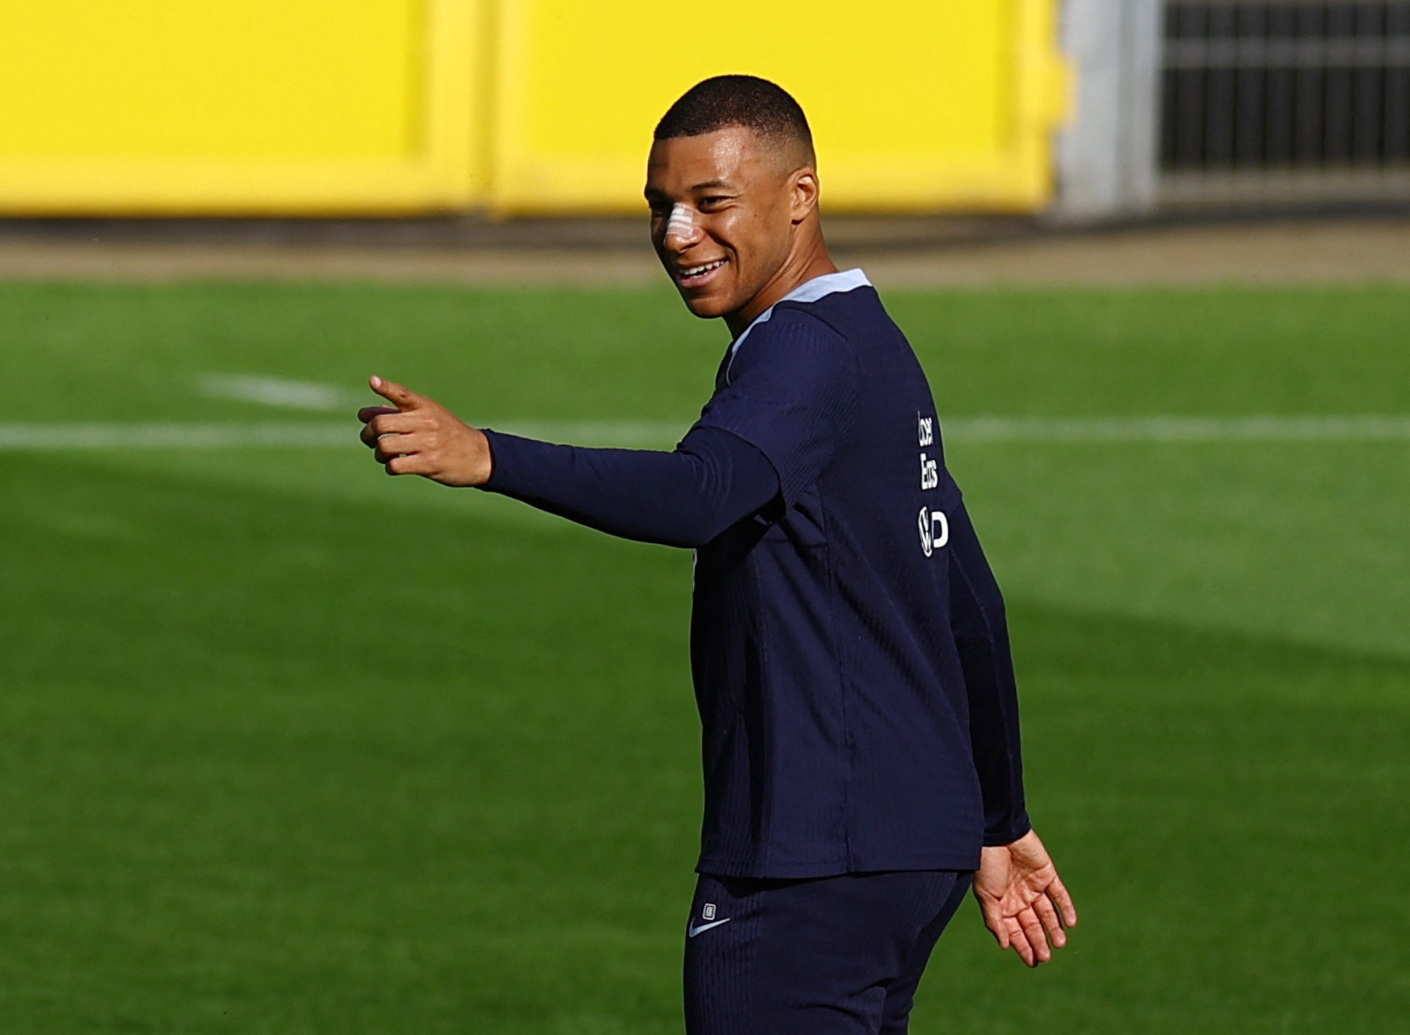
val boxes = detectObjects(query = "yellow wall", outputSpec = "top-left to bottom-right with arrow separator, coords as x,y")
493,0 -> 1068,214
0,0 -> 484,214
0,0 -> 1068,216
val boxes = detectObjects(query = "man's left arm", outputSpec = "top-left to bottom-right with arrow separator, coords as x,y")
948,498 -> 1029,844
948,499 -> 1078,965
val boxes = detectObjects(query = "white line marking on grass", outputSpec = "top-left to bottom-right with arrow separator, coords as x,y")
0,421 -> 684,451
2,415 -> 1408,452
0,423 -> 353,450
944,415 -> 1410,442
197,373 -> 361,412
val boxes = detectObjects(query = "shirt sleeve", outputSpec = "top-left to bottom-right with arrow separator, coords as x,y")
479,424 -> 780,549
692,306 -> 858,509
948,499 -> 1032,846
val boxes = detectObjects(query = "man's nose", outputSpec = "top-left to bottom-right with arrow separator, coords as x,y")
663,203 -> 699,250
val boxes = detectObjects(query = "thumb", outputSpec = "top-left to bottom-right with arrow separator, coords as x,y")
369,375 -> 424,410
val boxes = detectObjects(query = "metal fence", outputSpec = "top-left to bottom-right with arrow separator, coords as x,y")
1159,0 -> 1410,204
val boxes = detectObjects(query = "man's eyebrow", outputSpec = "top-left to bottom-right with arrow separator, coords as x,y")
643,180 -> 735,201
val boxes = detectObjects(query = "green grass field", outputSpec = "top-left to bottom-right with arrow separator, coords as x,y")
2,278 -> 1407,1033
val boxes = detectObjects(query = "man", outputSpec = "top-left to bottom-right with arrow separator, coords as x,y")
359,75 -> 1076,1034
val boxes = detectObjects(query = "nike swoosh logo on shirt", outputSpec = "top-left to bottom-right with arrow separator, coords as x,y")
687,917 -> 732,938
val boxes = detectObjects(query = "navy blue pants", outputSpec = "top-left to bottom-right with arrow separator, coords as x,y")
683,869 -> 973,1035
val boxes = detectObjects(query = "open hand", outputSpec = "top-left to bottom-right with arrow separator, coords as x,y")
357,376 -> 492,486
973,829 -> 1077,967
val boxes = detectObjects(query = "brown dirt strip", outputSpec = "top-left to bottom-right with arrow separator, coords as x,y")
0,216 -> 1406,287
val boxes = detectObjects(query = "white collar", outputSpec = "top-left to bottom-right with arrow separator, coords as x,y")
729,268 -> 871,357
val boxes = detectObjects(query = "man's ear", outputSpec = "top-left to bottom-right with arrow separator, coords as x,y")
790,168 -> 820,224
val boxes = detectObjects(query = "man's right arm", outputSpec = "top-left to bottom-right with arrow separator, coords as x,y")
481,424 -> 780,548
356,375 -> 780,547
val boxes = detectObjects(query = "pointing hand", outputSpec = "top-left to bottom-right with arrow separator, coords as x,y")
357,376 -> 493,487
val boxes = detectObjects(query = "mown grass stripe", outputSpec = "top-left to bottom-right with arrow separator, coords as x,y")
3,415 -> 1409,451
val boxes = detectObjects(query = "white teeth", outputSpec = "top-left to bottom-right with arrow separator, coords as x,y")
681,259 -> 726,278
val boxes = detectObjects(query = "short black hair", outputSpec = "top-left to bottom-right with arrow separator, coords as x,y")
654,75 -> 813,159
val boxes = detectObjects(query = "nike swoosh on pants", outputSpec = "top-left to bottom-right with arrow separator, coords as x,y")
687,918 -> 732,938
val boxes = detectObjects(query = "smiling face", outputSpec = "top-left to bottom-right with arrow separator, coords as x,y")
645,126 -> 829,336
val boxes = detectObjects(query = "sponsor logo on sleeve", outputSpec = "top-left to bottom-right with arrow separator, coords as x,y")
916,414 -> 947,557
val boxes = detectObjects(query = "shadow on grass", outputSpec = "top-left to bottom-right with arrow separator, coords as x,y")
928,599 -> 1410,1034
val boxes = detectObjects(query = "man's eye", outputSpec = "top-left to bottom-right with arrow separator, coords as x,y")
699,196 -> 729,209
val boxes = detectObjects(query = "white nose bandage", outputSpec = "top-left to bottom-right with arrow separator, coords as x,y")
666,203 -> 695,240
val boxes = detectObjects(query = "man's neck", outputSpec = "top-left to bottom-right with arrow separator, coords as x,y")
725,235 -> 839,338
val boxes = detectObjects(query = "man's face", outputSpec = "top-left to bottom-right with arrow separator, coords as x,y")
645,127 -> 807,331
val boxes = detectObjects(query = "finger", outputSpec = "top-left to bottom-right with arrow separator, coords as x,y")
1006,917 -> 1037,967
382,452 -> 434,477
1047,875 -> 1078,927
1017,908 -> 1052,963
361,420 -> 410,450
1032,894 -> 1068,949
979,902 -> 1010,949
360,413 -> 421,449
367,412 -> 426,438
367,413 -> 435,451
374,434 -> 423,464
369,375 -> 425,410
357,405 -> 399,424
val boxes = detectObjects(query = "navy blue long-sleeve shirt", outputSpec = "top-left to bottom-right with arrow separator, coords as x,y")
481,269 -> 1029,876
483,425 -> 780,549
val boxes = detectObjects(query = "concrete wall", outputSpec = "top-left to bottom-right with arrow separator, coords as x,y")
1053,0 -> 1163,220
